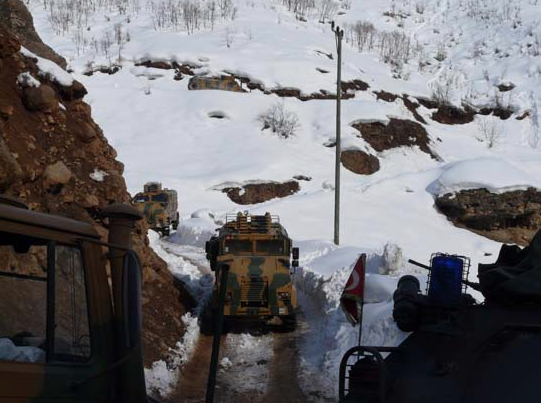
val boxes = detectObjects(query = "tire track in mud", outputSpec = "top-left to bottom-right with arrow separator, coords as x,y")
166,335 -> 220,403
262,330 -> 307,403
166,326 -> 310,403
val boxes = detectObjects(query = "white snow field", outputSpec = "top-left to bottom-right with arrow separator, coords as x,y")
27,0 -> 541,400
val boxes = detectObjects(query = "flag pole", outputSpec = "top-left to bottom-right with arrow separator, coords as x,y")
357,302 -> 364,346
357,254 -> 366,347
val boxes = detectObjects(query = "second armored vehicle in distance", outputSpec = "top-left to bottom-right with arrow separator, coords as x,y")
203,212 -> 299,332
132,182 -> 179,237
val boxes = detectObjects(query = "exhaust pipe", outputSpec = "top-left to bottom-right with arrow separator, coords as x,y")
101,204 -> 148,403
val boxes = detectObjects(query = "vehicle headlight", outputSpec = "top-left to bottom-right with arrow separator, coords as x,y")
277,292 -> 291,300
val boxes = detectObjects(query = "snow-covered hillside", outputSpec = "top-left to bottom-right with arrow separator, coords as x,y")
26,0 -> 541,399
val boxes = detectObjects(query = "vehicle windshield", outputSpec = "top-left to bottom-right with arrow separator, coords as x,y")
133,195 -> 149,203
256,240 -> 286,255
151,194 -> 168,203
223,239 -> 252,254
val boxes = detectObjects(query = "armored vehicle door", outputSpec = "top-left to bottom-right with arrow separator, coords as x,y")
0,230 -> 114,402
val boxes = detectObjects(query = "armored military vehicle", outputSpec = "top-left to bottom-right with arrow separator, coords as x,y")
188,75 -> 243,92
0,195 -> 152,402
339,231 -> 541,403
202,212 -> 299,333
132,182 -> 179,237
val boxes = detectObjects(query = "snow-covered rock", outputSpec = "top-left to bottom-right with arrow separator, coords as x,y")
429,157 -> 541,196
169,211 -> 218,248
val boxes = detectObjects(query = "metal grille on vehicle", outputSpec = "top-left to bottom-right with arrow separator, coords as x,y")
240,276 -> 268,307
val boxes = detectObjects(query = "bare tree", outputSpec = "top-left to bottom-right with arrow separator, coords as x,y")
477,118 -> 502,148
258,102 -> 301,139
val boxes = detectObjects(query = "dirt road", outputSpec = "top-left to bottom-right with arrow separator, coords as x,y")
167,326 -> 308,403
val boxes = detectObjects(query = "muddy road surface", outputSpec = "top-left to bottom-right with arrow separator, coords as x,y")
167,326 -> 309,403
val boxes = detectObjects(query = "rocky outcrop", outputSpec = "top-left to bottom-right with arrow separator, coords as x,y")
0,21 -> 186,366
341,150 -> 380,175
436,188 -> 541,246
352,118 -> 437,159
223,181 -> 300,204
0,0 -> 67,68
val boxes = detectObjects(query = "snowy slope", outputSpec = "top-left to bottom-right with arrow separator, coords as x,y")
26,0 -> 541,399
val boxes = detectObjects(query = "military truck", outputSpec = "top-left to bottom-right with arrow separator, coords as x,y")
132,182 -> 179,237
0,195 -> 153,402
188,75 -> 243,92
202,212 -> 299,333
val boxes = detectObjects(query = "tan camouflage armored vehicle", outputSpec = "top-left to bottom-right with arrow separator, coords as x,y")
132,182 -> 179,237
188,75 -> 243,92
203,212 -> 299,333
0,195 -> 151,402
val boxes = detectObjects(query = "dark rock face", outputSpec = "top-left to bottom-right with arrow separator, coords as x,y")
341,150 -> 380,175
341,79 -> 369,92
436,188 -> 541,246
432,104 -> 476,125
223,181 -> 300,204
352,118 -> 437,159
374,90 -> 398,102
0,0 -> 67,68
0,21 -> 186,366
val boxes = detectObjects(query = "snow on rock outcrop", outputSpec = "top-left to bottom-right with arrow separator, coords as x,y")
429,157 -> 541,196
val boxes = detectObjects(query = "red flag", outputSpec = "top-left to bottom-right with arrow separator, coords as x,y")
340,253 -> 366,326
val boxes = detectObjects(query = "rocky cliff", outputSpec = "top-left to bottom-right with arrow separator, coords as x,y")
0,13 -> 186,366
436,188 -> 541,246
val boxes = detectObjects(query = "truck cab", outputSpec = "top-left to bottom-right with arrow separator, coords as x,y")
204,212 -> 299,332
0,195 -> 148,402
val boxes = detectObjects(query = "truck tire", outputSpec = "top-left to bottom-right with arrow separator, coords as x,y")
199,304 -> 216,336
281,313 -> 297,332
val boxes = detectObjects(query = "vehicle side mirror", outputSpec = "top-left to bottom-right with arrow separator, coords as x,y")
205,241 -> 211,254
292,247 -> 299,269
122,251 -> 142,349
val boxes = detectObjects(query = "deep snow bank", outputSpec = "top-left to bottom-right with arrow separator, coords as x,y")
294,239 -> 422,399
168,209 -> 219,248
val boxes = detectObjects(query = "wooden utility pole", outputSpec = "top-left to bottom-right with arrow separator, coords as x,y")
332,21 -> 344,246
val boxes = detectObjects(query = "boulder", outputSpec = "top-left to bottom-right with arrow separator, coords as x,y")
43,161 -> 72,189
0,140 -> 23,190
341,150 -> 380,175
22,85 -> 57,112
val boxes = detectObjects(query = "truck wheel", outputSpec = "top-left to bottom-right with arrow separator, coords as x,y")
281,313 -> 297,332
199,305 -> 216,336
